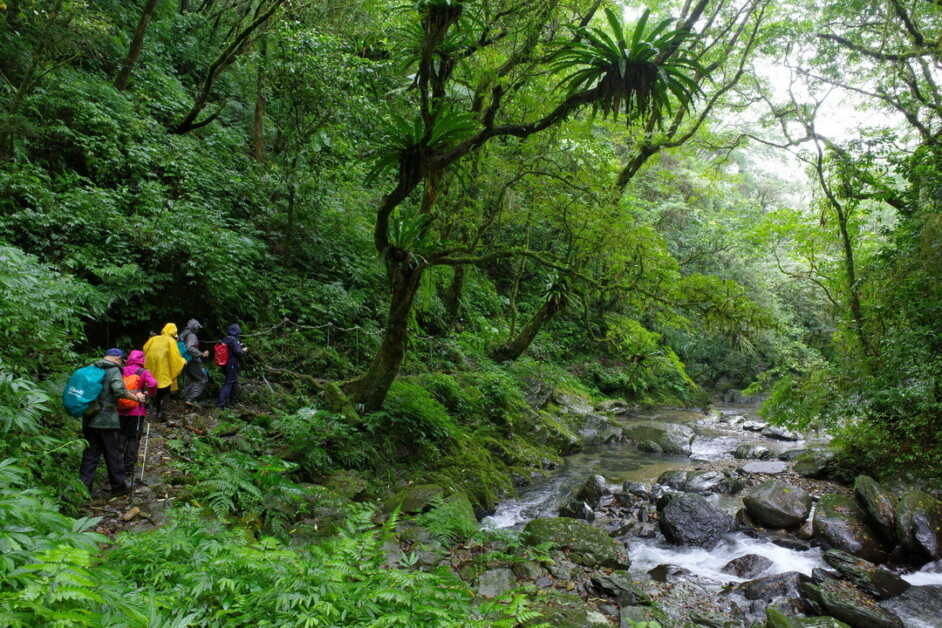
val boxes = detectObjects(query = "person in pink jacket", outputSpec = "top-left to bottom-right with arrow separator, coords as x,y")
118,349 -> 158,481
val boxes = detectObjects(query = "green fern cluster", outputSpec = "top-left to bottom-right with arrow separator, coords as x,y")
0,459 -> 146,627
107,505 -> 542,626
179,448 -> 307,536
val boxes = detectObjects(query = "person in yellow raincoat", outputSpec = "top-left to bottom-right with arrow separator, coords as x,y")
143,323 -> 186,422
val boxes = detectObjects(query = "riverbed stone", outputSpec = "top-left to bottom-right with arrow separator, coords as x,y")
762,425 -> 802,441
879,585 -> 942,628
525,592 -> 612,627
740,460 -> 789,475
801,579 -> 904,628
522,517 -> 629,568
636,440 -> 664,453
852,476 -> 898,545
766,607 -> 850,627
658,492 -> 735,547
814,494 -> 889,563
623,421 -> 695,456
895,489 -> 942,561
619,606 -> 659,627
721,553 -> 773,579
822,549 -> 910,600
735,571 -> 806,602
742,420 -> 768,431
743,479 -> 813,529
734,443 -> 771,459
575,474 -> 609,508
559,498 -> 595,521
476,567 -> 516,598
656,469 -> 689,491
684,470 -> 726,494
592,570 -> 652,606
794,449 -> 837,479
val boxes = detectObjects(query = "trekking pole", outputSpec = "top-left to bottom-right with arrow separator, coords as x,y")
140,422 -> 150,482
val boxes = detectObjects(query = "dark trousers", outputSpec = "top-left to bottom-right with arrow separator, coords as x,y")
216,365 -> 239,408
119,414 -> 144,477
154,386 -> 171,420
183,361 -> 208,401
79,425 -> 128,493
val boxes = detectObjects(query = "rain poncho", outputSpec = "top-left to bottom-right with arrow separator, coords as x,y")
143,323 -> 186,390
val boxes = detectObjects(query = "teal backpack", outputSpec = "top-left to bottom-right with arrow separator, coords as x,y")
62,364 -> 107,417
177,332 -> 192,363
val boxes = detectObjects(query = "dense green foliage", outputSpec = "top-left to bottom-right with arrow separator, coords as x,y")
2,0 -> 942,623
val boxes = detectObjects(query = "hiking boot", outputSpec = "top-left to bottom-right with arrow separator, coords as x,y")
111,480 -> 133,496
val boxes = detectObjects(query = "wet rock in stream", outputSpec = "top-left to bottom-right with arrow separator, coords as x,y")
658,492 -> 735,547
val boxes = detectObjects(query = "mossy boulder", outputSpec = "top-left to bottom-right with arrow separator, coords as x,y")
895,490 -> 942,561
743,479 -> 812,529
822,550 -> 909,600
523,593 -> 613,627
813,494 -> 888,563
794,449 -> 837,478
324,469 -> 368,500
853,476 -> 898,545
766,607 -> 850,627
522,517 -> 630,568
383,484 -> 445,514
624,421 -> 695,455
801,580 -> 904,628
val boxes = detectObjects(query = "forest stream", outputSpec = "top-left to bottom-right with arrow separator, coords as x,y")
484,405 -> 942,627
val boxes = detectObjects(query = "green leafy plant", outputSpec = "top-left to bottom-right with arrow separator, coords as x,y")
554,7 -> 704,127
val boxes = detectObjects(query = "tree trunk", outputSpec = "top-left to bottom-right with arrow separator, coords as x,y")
252,37 -> 266,161
343,256 -> 424,412
115,0 -> 160,90
491,297 -> 561,362
444,265 -> 465,327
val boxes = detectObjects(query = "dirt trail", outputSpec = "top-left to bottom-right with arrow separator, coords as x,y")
86,402 -> 218,538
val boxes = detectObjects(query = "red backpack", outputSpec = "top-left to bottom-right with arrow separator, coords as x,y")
117,368 -> 144,411
214,341 -> 229,366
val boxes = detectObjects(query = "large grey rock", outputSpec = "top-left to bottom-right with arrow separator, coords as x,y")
574,474 -> 609,509
735,571 -> 806,602
879,585 -> 942,628
526,593 -> 613,627
559,498 -> 594,522
722,553 -> 773,579
794,449 -> 837,478
762,425 -> 802,441
801,580 -> 904,628
658,492 -> 735,547
766,607 -> 850,627
684,470 -> 726,494
822,550 -> 910,600
734,443 -> 771,459
853,476 -> 898,545
476,568 -> 516,598
743,479 -> 813,529
591,570 -> 652,606
740,460 -> 789,475
522,517 -> 629,568
895,490 -> 942,561
656,469 -> 689,490
814,494 -> 889,563
623,421 -> 695,455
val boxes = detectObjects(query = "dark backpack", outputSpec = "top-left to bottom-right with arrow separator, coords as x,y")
214,341 -> 229,367
63,364 -> 107,417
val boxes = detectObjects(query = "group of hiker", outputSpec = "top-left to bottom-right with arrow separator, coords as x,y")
70,320 -> 246,497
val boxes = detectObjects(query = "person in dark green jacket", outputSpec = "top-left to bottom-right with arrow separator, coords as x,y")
78,349 -> 146,496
